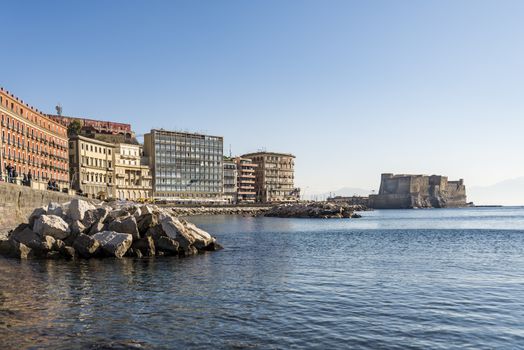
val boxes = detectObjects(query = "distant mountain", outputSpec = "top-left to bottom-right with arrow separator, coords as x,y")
468,177 -> 524,206
305,187 -> 373,201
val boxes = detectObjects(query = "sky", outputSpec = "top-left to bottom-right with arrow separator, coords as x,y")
1,0 -> 524,203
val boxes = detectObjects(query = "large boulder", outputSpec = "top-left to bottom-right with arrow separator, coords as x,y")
92,231 -> 133,258
182,220 -> 215,250
108,216 -> 139,239
137,213 -> 158,235
160,218 -> 194,249
132,236 -> 156,256
73,234 -> 101,258
70,220 -> 86,236
82,207 -> 109,229
33,215 -> 71,240
155,236 -> 179,254
89,222 -> 106,236
68,199 -> 96,221
10,227 -> 39,246
0,240 -> 32,259
47,202 -> 64,217
28,207 -> 47,227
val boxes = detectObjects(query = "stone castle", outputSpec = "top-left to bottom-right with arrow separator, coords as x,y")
368,173 -> 468,209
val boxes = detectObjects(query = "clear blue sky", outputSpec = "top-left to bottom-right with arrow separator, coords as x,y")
2,0 -> 524,199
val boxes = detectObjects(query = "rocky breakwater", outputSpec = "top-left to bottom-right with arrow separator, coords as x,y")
263,202 -> 365,219
170,206 -> 271,217
0,199 -> 222,260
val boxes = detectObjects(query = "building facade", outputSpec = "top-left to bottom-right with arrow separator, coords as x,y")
113,143 -> 152,200
0,87 -> 69,187
241,152 -> 298,203
69,135 -> 114,199
235,157 -> 257,203
223,158 -> 238,204
48,114 -> 133,137
144,129 -> 224,203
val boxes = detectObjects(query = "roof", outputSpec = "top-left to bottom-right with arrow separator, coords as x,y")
241,151 -> 295,158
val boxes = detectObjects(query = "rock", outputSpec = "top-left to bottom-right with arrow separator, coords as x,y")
41,236 -> 56,251
59,246 -> 76,259
89,222 -> 106,236
132,236 -> 155,256
0,240 -> 32,259
202,241 -> 224,251
47,202 -> 64,217
53,239 -> 65,252
91,231 -> 133,258
108,216 -> 139,239
28,207 -> 47,227
155,236 -> 179,254
68,199 -> 96,221
82,207 -> 109,229
10,227 -> 39,246
73,234 -> 101,258
137,213 -> 158,235
161,219 -> 192,249
182,220 -> 214,250
70,220 -> 86,235
33,215 -> 71,240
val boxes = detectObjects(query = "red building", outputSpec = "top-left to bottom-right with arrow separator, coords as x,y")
47,114 -> 133,137
0,87 -> 69,186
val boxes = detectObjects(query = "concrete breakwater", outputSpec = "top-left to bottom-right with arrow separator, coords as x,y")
0,199 -> 222,260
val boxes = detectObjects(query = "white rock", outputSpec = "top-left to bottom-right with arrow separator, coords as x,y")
68,199 -> 96,221
28,207 -> 47,227
92,231 -> 132,258
33,215 -> 71,240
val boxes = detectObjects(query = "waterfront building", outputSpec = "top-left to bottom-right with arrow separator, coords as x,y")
235,157 -> 257,203
241,151 -> 299,203
69,135 -> 114,199
143,129 -> 224,203
0,87 -> 69,187
48,114 -> 133,137
223,157 -> 238,204
113,143 -> 152,200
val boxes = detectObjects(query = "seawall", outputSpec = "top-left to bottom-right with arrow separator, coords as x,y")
0,182 -> 82,234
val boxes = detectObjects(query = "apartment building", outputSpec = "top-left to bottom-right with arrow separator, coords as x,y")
235,157 -> 257,203
69,135 -> 114,199
0,87 -> 69,187
223,158 -> 238,204
144,129 -> 224,203
241,152 -> 298,203
113,143 -> 152,200
48,114 -> 133,137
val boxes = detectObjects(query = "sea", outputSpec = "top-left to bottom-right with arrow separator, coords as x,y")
1,207 -> 524,349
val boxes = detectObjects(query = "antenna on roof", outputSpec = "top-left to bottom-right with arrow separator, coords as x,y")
55,104 -> 62,116
229,144 -> 232,158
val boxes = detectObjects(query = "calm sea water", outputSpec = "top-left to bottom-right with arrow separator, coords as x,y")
1,207 -> 524,349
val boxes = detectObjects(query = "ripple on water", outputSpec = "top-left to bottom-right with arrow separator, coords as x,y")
1,208 -> 524,349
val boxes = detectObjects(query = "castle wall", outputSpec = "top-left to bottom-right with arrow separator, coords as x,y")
370,174 -> 468,209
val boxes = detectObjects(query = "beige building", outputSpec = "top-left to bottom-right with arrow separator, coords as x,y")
112,143 -> 152,200
235,157 -> 257,203
223,157 -> 238,204
69,135 -> 114,199
241,152 -> 299,203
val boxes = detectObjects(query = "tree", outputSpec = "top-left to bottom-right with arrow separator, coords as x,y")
67,120 -> 82,136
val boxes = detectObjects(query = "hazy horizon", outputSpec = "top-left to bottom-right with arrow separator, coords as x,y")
2,0 -> 524,203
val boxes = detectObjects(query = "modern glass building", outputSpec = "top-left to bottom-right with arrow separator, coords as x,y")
144,129 -> 224,203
